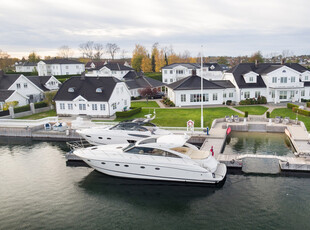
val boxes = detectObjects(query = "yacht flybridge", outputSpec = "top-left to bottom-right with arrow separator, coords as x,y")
77,113 -> 171,145
73,135 -> 227,185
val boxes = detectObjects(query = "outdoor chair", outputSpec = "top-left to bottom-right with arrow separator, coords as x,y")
225,116 -> 232,123
234,115 -> 239,123
283,117 -> 290,124
275,116 -> 281,124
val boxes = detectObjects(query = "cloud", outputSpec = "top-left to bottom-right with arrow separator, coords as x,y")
1,0 -> 310,58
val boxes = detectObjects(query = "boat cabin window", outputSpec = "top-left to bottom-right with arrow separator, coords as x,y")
138,138 -> 157,145
110,123 -> 148,132
124,147 -> 181,158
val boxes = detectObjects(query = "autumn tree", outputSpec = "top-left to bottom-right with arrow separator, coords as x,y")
93,43 -> 104,61
28,52 -> 40,62
217,56 -> 228,65
248,51 -> 264,63
131,44 -> 148,72
155,49 -> 166,72
57,45 -> 74,58
0,49 -> 11,70
151,43 -> 159,72
141,56 -> 152,72
106,43 -> 120,60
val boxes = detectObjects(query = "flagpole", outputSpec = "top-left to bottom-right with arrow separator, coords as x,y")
201,45 -> 204,129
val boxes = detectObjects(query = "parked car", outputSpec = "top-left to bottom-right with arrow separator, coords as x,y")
147,92 -> 165,99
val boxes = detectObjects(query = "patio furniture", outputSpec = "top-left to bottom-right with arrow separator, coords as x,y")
275,116 -> 281,124
225,116 -> 232,123
234,115 -> 239,123
283,117 -> 290,124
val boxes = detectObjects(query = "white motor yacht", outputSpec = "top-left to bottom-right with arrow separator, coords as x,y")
73,135 -> 227,185
77,121 -> 171,145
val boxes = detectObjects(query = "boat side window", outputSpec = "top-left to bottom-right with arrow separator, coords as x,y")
138,138 -> 157,145
125,147 -> 180,158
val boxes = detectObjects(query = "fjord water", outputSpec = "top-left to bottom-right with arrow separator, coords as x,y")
0,139 -> 310,230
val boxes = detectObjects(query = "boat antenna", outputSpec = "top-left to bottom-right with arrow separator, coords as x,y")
201,45 -> 204,129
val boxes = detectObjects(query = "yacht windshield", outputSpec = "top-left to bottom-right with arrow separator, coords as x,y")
110,123 -> 148,132
124,147 -> 181,158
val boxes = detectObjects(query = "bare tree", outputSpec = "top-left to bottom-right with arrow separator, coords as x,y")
120,49 -> 127,60
58,45 -> 74,58
93,43 -> 104,61
79,41 -> 94,59
106,43 -> 120,60
282,50 -> 294,59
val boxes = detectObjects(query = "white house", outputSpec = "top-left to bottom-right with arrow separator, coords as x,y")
223,62 -> 310,103
37,59 -> 85,76
0,90 -> 29,110
86,62 -> 134,80
54,76 -> 131,117
0,70 -> 61,106
15,62 -> 37,73
162,63 -> 224,84
166,75 -> 235,107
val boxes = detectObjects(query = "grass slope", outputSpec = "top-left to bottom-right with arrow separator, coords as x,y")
131,101 -> 159,108
17,110 -> 57,120
234,105 -> 268,115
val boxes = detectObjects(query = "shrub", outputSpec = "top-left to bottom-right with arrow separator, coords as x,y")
14,104 -> 30,113
296,108 -> 310,116
266,111 -> 270,118
287,103 -> 299,109
115,107 -> 142,118
34,101 -> 48,109
226,100 -> 232,105
307,102 -> 310,108
244,111 -> 248,117
292,107 -> 297,112
239,96 -> 267,105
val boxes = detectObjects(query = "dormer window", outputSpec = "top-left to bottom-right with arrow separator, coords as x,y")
96,88 -> 103,93
68,87 -> 75,93
282,70 -> 286,73
249,77 -> 254,82
210,65 -> 215,70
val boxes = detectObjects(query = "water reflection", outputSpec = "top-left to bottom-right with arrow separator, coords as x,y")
78,171 -> 221,212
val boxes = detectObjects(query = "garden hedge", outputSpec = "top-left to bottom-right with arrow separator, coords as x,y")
116,107 -> 142,118
14,104 -> 30,113
287,103 -> 299,109
34,101 -> 48,109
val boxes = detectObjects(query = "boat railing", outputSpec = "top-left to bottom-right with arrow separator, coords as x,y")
66,140 -> 92,151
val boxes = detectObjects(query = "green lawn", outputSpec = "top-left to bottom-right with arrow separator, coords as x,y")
271,108 -> 310,130
17,110 -> 57,120
234,105 -> 268,115
114,107 -> 242,127
144,72 -> 162,81
131,101 -> 159,108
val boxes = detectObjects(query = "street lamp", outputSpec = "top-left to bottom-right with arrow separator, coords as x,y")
200,45 -> 204,128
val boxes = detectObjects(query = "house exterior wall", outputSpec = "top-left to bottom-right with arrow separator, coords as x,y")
6,92 -> 28,107
37,61 -> 85,76
86,67 -> 130,80
44,76 -> 61,90
15,65 -> 36,72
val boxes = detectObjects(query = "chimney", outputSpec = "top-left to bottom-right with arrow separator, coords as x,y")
281,58 -> 285,65
80,72 -> 86,80
192,69 -> 196,76
255,59 -> 258,67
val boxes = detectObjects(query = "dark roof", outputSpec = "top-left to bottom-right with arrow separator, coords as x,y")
42,58 -> 83,65
15,62 -> 37,67
162,62 -> 223,71
102,62 -> 133,71
85,61 -> 105,68
54,76 -> 121,102
0,73 -> 21,89
167,75 -> 226,90
0,90 -> 15,101
210,80 -> 235,88
123,71 -> 165,90
26,76 -> 56,91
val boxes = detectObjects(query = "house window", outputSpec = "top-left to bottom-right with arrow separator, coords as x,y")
60,103 -> 65,110
271,91 -> 275,98
190,94 -> 201,102
249,77 -> 254,82
112,71 -> 116,74
301,90 -> 305,97
16,83 -> 21,89
92,104 -> 97,110
280,77 -> 287,83
223,93 -> 226,98
79,104 -> 86,110
181,94 -> 186,102
164,79 -> 168,83
176,70 -> 184,74
100,104 -> 105,110
229,92 -> 233,98
170,70 -> 173,74
255,91 -> 260,98
66,66 -> 69,69
124,100 -> 127,106
291,77 -> 295,83
305,76 -> 309,81
272,77 -> 277,83
24,83 -> 28,88
244,92 -> 250,99
279,91 -> 287,100
170,79 -> 173,83
164,70 -> 167,74
112,103 -> 117,110
213,93 -> 218,101
68,103 -> 73,110
203,93 -> 209,102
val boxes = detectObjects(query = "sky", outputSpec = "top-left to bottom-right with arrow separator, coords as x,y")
0,0 -> 310,59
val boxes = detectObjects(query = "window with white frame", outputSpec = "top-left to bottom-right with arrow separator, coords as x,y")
279,91 -> 287,99
68,103 -> 73,110
272,91 -> 275,98
305,76 -> 309,81
176,70 -> 184,74
255,91 -> 260,98
280,77 -> 287,83
244,92 -> 250,99
16,83 -> 21,89
291,77 -> 295,83
66,66 -> 69,69
164,79 -> 168,83
190,94 -> 208,102
213,93 -> 218,101
181,94 -> 186,102
60,103 -> 65,110
100,104 -> 105,110
24,83 -> 28,88
301,90 -> 305,97
112,103 -> 116,110
170,70 -> 173,74
229,92 -> 233,97
249,76 -> 254,82
272,77 -> 277,83
79,104 -> 86,110
92,104 -> 97,110
170,79 -> 173,82
223,93 -> 226,98
164,70 -> 167,74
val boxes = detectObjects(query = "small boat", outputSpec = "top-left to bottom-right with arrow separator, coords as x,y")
77,112 -> 171,145
73,135 -> 227,185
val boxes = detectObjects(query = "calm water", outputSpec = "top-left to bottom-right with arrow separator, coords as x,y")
224,132 -> 295,156
1,138 -> 310,230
